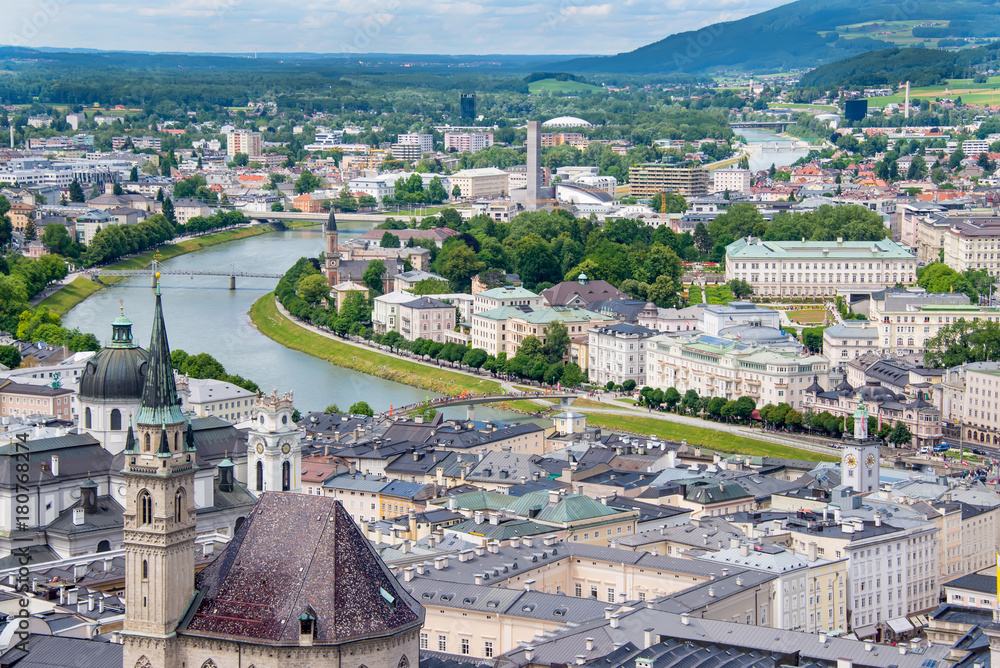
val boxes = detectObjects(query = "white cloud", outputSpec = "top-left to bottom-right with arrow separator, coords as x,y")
11,0 -> 791,55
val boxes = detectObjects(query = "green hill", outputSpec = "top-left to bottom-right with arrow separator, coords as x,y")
797,43 -> 1000,87
559,0 -> 1000,74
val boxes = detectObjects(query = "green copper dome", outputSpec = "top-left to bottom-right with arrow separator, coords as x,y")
79,305 -> 149,402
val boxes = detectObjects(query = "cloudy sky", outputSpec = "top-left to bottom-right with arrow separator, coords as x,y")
5,0 -> 790,55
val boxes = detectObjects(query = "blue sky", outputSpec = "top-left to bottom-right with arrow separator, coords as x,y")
5,0 -> 790,55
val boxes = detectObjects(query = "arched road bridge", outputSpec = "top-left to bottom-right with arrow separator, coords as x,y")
91,260 -> 283,289
384,391 -> 579,421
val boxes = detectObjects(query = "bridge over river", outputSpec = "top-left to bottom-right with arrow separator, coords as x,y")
384,391 -> 579,421
91,260 -> 283,289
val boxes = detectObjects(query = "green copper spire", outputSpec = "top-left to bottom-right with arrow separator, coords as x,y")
123,420 -> 136,454
135,290 -> 185,427
157,423 -> 171,457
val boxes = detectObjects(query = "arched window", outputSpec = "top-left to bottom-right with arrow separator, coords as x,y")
110,409 -> 121,431
399,655 -> 410,668
142,559 -> 148,579
143,433 -> 150,452
174,489 -> 184,523
84,407 -> 92,429
97,540 -> 111,553
134,658 -> 152,668
282,460 -> 291,492
256,461 -> 263,492
234,516 -> 246,535
138,491 -> 152,525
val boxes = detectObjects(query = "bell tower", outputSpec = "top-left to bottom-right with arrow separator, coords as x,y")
324,208 -> 340,286
121,282 -> 198,668
247,389 -> 301,496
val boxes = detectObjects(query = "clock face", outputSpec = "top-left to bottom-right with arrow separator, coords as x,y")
845,454 -> 857,468
281,443 -> 291,455
866,453 -> 876,468
256,442 -> 264,455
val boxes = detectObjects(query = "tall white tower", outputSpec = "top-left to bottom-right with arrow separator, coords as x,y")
842,441 -> 880,494
246,389 -> 302,496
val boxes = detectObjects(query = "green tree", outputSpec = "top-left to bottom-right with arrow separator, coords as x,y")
68,179 -> 85,203
681,389 -> 700,415
462,348 -> 488,370
129,166 -> 138,182
543,321 -> 570,363
297,273 -> 330,304
333,291 -> 370,335
41,224 -> 72,255
802,327 -> 825,352
440,244 -> 485,292
324,404 -> 342,413
22,217 -> 36,242
412,278 -> 451,295
271,201 -> 284,212
380,231 -> 401,248
663,387 -> 681,411
362,259 -> 387,296
561,363 -> 585,387
229,152 -> 249,167
907,155 -> 927,180
706,396 -> 727,419
349,401 -> 374,416
161,197 -> 176,225
888,421 -> 913,447
0,345 -> 20,369
295,170 -> 323,194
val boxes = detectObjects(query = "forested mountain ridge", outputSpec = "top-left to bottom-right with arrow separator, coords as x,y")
797,42 -> 1000,87
559,0 -> 1000,74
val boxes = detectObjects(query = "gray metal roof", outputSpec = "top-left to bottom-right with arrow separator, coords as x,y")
0,634 -> 122,668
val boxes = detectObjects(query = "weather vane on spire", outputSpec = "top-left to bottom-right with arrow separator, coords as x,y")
119,299 -> 124,315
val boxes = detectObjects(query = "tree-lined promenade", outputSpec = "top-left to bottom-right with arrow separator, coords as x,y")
250,291 -> 839,462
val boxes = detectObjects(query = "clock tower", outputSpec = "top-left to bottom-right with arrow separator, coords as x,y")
121,284 -> 197,668
247,389 -> 301,495
842,441 -> 880,494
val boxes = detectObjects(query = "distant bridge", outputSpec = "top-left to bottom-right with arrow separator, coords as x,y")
92,261 -> 282,289
251,210 -> 434,224
385,391 -> 578,421
731,121 -> 793,130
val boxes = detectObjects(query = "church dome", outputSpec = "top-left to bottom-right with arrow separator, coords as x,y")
79,309 -> 149,402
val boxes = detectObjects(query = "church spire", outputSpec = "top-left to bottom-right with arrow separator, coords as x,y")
135,284 -> 185,427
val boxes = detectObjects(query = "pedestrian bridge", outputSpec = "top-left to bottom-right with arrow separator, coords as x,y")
383,390 -> 578,421
91,261 -> 282,289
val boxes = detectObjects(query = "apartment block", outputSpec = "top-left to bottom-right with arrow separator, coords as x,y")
226,129 -> 262,157
444,132 -> 494,154
628,163 -> 711,198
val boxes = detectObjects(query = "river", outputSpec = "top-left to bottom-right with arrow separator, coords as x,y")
63,223 -> 515,422
740,127 -> 812,172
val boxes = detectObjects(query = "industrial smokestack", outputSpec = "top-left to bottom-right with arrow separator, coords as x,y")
904,81 -> 911,119
526,120 -> 541,211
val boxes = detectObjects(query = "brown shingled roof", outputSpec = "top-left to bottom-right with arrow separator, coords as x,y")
180,493 -> 423,645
